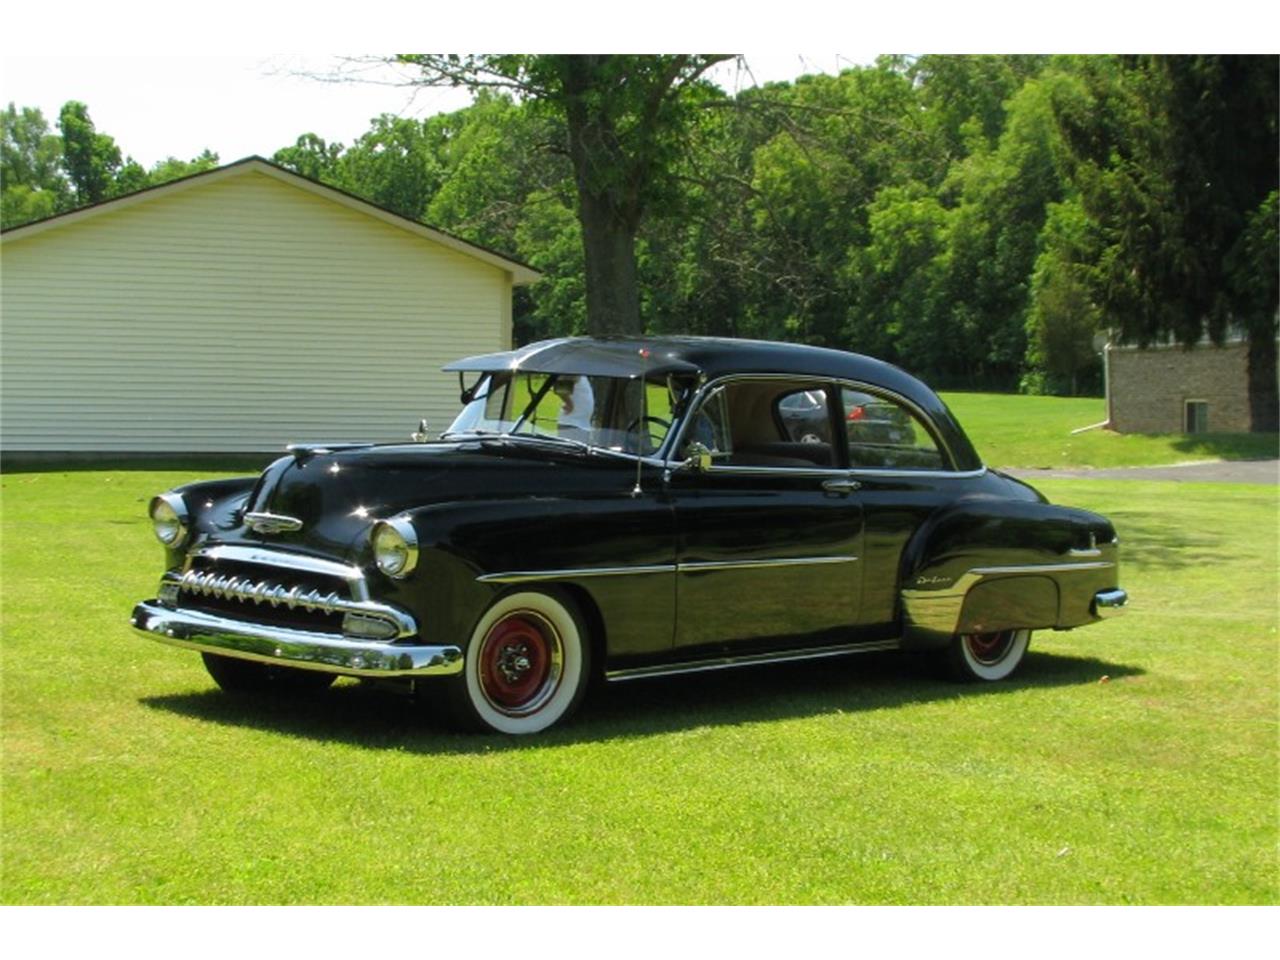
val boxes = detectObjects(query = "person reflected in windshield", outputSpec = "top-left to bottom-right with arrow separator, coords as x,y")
553,376 -> 595,444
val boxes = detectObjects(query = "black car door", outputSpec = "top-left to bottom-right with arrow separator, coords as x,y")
665,377 -> 866,657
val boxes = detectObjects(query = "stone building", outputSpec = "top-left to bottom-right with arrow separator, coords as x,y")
1105,339 -> 1251,434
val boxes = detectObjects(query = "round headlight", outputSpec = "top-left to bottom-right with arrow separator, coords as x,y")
150,494 -> 189,547
373,518 -> 418,579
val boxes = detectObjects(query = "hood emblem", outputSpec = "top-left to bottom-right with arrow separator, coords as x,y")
244,511 -> 304,535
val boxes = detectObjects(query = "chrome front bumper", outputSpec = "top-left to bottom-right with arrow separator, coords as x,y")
131,601 -> 463,677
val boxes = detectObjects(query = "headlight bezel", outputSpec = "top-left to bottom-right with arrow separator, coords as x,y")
149,493 -> 190,548
372,516 -> 419,579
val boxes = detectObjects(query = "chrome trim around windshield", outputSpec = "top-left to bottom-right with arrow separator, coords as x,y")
605,639 -> 900,682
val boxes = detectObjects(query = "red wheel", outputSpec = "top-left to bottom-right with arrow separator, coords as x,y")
436,590 -> 591,734
477,611 -> 564,716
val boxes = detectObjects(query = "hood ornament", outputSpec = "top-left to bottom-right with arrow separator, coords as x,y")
244,512 -> 304,534
411,418 -> 430,443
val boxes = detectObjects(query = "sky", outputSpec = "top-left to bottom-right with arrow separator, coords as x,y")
0,54 -> 877,170
2,0 -> 1273,172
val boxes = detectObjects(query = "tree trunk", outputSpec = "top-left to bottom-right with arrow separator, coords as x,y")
560,55 -> 644,337
576,188 -> 642,335
1247,329 -> 1278,432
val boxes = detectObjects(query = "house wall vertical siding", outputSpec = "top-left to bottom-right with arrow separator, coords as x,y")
1107,342 -> 1251,433
1,171 -> 513,452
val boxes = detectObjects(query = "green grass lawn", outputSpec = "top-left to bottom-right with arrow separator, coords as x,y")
941,392 -> 1279,468
1,467 -> 1276,904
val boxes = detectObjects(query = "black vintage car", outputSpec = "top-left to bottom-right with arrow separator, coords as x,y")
131,337 -> 1127,734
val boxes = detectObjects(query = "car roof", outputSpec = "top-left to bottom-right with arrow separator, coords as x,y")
445,336 -> 982,470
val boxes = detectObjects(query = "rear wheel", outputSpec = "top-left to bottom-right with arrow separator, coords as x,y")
438,590 -> 591,734
945,629 -> 1030,682
201,652 -> 336,695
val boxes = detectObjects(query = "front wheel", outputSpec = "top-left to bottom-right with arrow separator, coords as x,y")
439,590 -> 592,734
945,629 -> 1030,682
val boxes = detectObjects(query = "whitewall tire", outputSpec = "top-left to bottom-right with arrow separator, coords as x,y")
447,590 -> 591,734
947,629 -> 1030,682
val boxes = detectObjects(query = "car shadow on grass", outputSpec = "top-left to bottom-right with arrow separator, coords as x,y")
1103,507 -> 1232,573
139,649 -> 1143,754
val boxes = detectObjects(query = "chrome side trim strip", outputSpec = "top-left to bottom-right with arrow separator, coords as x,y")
847,466 -> 988,481
678,555 -> 857,573
477,564 -> 677,584
477,555 -> 858,584
131,602 -> 458,678
901,561 -> 1118,636
902,561 -> 1116,603
605,639 -> 900,682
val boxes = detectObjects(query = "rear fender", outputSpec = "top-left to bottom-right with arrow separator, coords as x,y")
899,498 -> 1119,649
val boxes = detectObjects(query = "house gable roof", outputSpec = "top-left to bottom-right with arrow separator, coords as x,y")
0,155 -> 542,285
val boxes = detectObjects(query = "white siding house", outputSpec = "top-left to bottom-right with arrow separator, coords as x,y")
0,157 -> 539,454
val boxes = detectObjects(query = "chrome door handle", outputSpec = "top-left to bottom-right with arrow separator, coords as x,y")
822,478 -> 862,493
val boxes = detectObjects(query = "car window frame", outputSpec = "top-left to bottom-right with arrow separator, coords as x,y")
666,373 -> 984,479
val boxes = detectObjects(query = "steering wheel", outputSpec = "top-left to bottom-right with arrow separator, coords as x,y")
624,415 -> 672,453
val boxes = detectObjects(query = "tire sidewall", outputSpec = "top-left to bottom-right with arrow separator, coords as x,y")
955,628 -> 1030,681
461,590 -> 589,734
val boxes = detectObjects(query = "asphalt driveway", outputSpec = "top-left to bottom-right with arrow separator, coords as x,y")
1002,460 -> 1279,484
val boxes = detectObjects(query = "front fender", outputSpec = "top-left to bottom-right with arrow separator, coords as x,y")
158,477 -> 257,570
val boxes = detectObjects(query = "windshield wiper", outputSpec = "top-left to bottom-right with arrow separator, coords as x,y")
440,428 -> 503,440
506,432 -> 595,454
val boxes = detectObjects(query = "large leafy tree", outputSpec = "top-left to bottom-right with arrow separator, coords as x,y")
1,103 -> 69,227
394,54 -> 733,335
1052,55 -> 1279,430
57,101 -> 125,205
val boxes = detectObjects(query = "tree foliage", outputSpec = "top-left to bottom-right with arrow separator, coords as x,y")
4,57 -> 1276,427
1,100 -> 218,229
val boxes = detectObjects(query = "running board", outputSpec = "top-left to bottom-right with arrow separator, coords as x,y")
604,639 -> 901,682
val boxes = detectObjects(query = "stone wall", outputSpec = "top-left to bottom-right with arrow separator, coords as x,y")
1107,341 -> 1251,434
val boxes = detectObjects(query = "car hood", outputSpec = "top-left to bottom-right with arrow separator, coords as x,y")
231,440 -> 635,557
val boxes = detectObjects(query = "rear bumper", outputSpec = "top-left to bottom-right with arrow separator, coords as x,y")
130,601 -> 463,677
1092,588 -> 1128,619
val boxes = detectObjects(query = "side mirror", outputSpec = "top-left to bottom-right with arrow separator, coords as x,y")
681,441 -> 713,472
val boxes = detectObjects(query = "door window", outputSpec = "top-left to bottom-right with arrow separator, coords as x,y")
680,379 -> 835,468
841,387 -> 944,470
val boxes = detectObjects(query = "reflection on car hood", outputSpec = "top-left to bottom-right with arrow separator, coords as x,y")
234,440 -> 638,556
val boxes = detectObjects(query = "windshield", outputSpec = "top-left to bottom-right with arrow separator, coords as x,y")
444,371 -> 684,456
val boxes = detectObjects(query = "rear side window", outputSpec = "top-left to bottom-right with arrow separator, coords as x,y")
841,388 -> 945,470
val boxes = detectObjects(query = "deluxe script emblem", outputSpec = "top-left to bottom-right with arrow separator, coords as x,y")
914,575 -> 952,587
244,512 -> 304,534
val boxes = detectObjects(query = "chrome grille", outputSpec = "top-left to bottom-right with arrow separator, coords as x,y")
161,544 -> 417,640
177,568 -> 360,617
